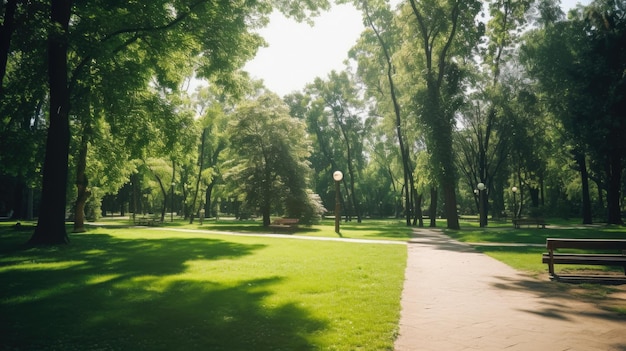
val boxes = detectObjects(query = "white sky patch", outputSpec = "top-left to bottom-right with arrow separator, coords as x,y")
243,4 -> 364,97
243,0 -> 590,97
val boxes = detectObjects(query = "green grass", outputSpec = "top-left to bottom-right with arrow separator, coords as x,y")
93,216 -> 415,242
444,223 -> 626,275
446,225 -> 626,245
0,225 -> 407,351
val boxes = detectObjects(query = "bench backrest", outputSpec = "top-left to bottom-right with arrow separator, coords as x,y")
274,218 -> 299,224
547,238 -> 626,251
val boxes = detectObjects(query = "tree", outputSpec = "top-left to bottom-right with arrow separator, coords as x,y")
16,0 -> 329,245
0,0 -> 19,96
225,92 -> 314,226
521,0 -> 626,224
400,0 -> 482,229
29,0 -> 72,245
186,84 -> 235,223
349,0 -> 423,226
306,71 -> 368,223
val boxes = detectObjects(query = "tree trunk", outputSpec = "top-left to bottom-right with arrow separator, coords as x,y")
606,152 -> 623,224
205,182 -> 214,217
429,187 -> 437,228
414,190 -> 423,227
529,187 -> 540,208
443,184 -> 460,229
574,150 -> 592,224
481,187 -> 488,227
190,129 -> 206,224
29,0 -> 72,246
364,3 -> 414,227
0,0 -> 18,96
73,131 -> 90,232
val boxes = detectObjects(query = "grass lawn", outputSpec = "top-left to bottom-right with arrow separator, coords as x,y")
96,217 -> 415,242
0,224 -> 407,351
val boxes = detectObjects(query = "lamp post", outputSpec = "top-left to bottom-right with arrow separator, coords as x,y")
511,186 -> 518,219
333,170 -> 343,234
170,182 -> 175,222
477,182 -> 486,227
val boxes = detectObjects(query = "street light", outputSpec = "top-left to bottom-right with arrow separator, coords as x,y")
477,182 -> 486,227
170,182 -> 175,222
511,186 -> 518,219
333,170 -> 343,234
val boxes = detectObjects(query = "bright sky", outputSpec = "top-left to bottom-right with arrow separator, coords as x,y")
243,4 -> 363,97
244,0 -> 591,97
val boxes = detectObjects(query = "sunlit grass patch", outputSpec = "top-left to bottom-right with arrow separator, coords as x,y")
0,226 -> 406,350
171,218 -> 414,242
472,245 -> 547,272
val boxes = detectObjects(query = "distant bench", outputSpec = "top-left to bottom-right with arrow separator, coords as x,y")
135,215 -> 161,226
269,218 -> 299,231
513,217 -> 546,229
542,238 -> 626,278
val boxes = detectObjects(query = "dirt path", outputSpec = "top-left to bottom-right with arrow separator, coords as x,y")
395,228 -> 626,351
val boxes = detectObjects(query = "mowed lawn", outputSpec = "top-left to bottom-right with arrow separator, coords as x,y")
0,225 -> 407,351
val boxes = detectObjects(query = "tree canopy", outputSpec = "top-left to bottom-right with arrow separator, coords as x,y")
1,0 -> 624,243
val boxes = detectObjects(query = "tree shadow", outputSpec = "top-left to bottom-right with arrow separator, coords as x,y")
409,229 -> 479,253
0,230 -> 327,350
489,274 -> 626,323
336,222 -> 413,240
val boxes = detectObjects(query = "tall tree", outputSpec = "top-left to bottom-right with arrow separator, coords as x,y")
19,0 -> 329,245
521,0 -> 626,224
307,71 -> 368,223
29,0 -> 72,245
0,0 -> 19,96
463,0 -> 535,226
225,92 -> 313,226
349,0 -> 422,226
402,0 -> 482,229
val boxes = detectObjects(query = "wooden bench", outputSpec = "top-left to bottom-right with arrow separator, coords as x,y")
269,218 -> 300,230
513,217 -> 546,229
135,215 -> 161,226
542,238 -> 626,278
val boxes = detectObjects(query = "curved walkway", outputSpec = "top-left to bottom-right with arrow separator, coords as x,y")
395,228 -> 626,351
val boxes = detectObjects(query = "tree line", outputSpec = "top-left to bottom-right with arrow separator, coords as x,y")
1,0 -> 624,245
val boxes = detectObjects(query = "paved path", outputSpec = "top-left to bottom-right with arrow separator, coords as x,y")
395,228 -> 626,351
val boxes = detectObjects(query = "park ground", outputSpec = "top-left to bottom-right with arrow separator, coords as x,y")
0,217 -> 625,350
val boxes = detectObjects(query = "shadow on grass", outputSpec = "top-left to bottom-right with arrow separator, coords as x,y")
338,221 -> 413,240
445,226 -> 626,245
411,228 -> 626,320
193,223 -> 323,237
488,274 -> 626,321
0,228 -> 327,350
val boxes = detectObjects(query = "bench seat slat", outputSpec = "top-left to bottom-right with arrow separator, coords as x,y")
269,218 -> 300,230
513,218 -> 546,229
542,253 -> 626,266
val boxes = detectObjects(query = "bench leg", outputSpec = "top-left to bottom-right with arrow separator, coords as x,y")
548,252 -> 555,277
548,262 -> 555,277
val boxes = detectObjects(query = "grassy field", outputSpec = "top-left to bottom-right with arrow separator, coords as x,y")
0,223 -> 407,351
95,216 -> 415,242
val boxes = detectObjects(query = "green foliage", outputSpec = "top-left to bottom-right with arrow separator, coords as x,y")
520,1 -> 626,224
225,92 -> 315,224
